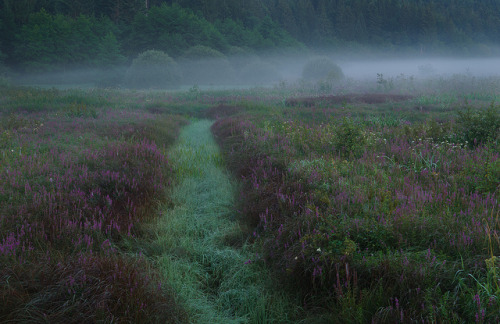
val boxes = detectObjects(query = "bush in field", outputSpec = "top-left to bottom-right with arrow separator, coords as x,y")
456,104 -> 499,148
333,117 -> 366,157
125,50 -> 181,89
302,56 -> 344,82
180,46 -> 234,85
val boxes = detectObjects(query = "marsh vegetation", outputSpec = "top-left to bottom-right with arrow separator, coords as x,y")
0,67 -> 498,322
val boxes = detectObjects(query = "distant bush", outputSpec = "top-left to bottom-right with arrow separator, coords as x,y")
333,117 -> 366,157
456,104 -> 499,148
180,46 -> 234,85
302,56 -> 344,82
125,50 -> 181,89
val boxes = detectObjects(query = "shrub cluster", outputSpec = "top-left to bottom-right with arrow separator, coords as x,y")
302,57 -> 344,82
456,104 -> 499,148
125,50 -> 182,89
179,46 -> 234,85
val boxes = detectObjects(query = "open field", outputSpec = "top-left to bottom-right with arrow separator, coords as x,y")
0,73 -> 498,322
212,95 -> 499,322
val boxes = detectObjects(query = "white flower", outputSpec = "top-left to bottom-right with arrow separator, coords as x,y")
316,247 -> 321,252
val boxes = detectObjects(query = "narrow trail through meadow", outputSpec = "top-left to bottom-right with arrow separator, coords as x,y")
152,119 -> 297,323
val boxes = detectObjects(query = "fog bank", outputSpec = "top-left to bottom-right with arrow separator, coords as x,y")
10,54 -> 500,90
339,57 -> 500,80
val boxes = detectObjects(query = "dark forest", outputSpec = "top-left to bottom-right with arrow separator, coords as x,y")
1,0 -> 499,72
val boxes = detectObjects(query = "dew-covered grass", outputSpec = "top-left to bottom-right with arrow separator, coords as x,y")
1,72 -> 498,322
0,86 -> 189,322
211,76 -> 499,322
149,120 -> 300,323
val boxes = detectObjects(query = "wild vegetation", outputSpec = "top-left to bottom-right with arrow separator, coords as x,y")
210,76 -> 499,322
1,0 -> 499,322
125,50 -> 182,89
0,87 -> 191,322
0,70 -> 498,322
302,56 -> 345,82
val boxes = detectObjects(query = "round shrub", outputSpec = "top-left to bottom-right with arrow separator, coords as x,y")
302,56 -> 344,82
180,46 -> 234,85
125,50 -> 181,89
333,117 -> 366,157
456,105 -> 499,148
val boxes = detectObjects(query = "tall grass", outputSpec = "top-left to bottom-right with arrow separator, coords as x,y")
149,120 -> 301,323
0,87 -> 189,322
2,73 -> 498,322
211,95 -> 499,322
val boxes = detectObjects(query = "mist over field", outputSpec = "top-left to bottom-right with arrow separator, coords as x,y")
259,54 -> 500,83
12,53 -> 500,90
3,0 -> 500,89
340,57 -> 500,79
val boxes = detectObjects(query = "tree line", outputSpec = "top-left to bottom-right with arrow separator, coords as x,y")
170,0 -> 500,54
1,0 -> 499,72
0,0 -> 300,72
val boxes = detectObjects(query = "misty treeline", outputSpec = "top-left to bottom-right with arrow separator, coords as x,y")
1,0 -> 500,72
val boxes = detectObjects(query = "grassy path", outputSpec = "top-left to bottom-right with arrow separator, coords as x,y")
150,120 -> 298,323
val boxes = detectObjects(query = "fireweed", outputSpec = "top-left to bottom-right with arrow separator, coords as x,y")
1,78 -> 498,322
0,100 -> 188,322
212,103 -> 499,322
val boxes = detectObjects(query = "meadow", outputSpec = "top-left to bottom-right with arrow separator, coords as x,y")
211,75 -> 499,323
0,72 -> 498,323
0,87 -> 193,322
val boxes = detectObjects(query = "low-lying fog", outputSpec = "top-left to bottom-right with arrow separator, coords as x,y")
12,54 -> 500,90
339,57 -> 500,79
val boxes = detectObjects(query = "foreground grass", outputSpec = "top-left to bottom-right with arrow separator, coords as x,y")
149,119 -> 301,323
0,87 -> 189,322
1,74 -> 498,322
